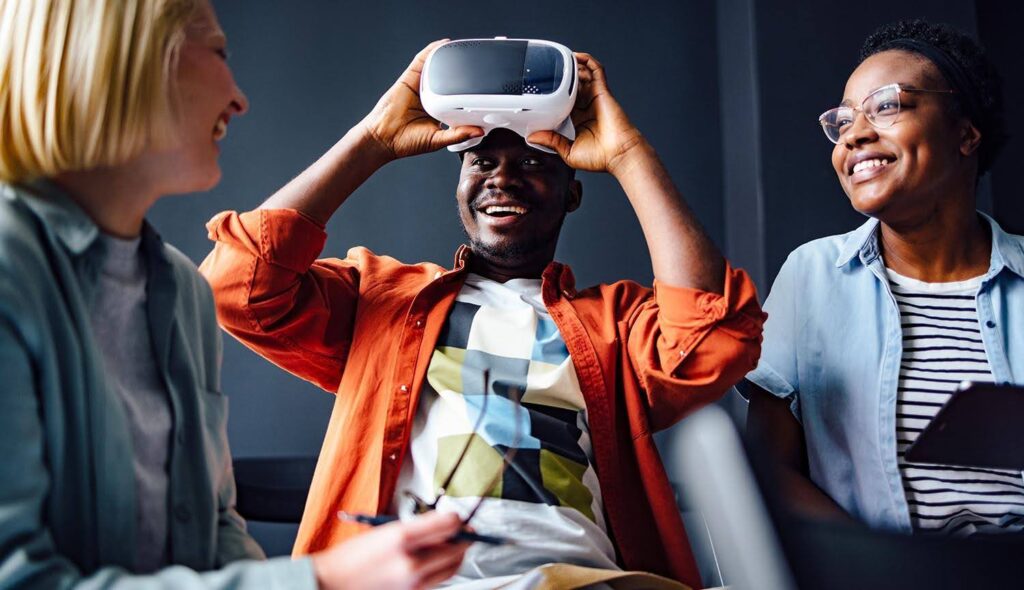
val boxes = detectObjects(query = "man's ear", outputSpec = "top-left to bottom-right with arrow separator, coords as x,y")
960,120 -> 982,158
566,180 -> 583,213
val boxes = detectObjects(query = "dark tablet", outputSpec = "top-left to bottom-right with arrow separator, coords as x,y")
905,382 -> 1024,470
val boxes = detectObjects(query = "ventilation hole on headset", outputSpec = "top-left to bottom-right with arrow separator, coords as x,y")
442,41 -> 482,50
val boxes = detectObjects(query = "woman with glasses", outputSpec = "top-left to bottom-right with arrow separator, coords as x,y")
745,19 -> 1024,537
0,0 -> 468,587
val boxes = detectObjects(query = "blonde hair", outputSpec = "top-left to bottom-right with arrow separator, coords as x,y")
0,0 -> 200,183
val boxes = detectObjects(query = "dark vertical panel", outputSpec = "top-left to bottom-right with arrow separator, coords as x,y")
717,0 -> 767,293
976,1 -> 1024,234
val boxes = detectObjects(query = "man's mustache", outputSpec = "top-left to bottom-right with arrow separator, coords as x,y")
471,190 -> 533,208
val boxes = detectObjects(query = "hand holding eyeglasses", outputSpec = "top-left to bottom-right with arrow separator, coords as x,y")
311,510 -> 470,590
340,370 -> 524,548
338,511 -> 514,545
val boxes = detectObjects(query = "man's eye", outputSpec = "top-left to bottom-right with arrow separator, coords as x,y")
472,158 -> 493,167
522,157 -> 542,167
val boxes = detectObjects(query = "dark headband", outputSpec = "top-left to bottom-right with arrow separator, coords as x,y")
881,38 -> 980,125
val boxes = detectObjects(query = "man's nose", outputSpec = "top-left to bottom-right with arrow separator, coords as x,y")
484,160 -> 522,190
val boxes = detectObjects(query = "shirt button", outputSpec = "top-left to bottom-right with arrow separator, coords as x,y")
399,384 -> 409,393
679,350 -> 687,357
389,453 -> 397,461
986,320 -> 997,329
174,504 -> 192,523
414,319 -> 424,328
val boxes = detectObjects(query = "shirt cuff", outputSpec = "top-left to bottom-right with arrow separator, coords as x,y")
264,556 -> 318,589
653,262 -> 763,352
206,209 -> 328,274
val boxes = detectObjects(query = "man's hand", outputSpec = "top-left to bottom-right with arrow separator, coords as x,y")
527,53 -> 646,177
360,40 -> 484,162
311,511 -> 470,590
259,41 -> 485,224
530,50 -> 725,292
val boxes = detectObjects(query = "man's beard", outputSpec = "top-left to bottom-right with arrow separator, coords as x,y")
463,215 -> 564,265
468,233 -> 545,263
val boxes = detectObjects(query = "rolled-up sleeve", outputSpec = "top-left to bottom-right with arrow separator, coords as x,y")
627,262 -> 766,430
199,209 -> 358,393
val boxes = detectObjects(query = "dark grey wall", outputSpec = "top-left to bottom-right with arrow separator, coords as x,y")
148,1 -> 724,471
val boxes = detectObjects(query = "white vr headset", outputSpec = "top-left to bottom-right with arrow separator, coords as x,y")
420,38 -> 578,154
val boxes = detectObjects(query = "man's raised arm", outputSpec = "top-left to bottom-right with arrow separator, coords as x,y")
258,40 -> 482,225
527,53 -> 724,293
199,41 -> 481,391
529,53 -> 765,427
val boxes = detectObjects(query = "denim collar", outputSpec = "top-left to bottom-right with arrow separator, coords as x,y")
12,179 -> 101,255
834,212 -> 1024,279
7,179 -> 165,258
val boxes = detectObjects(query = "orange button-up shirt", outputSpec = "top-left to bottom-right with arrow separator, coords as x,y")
200,208 -> 765,588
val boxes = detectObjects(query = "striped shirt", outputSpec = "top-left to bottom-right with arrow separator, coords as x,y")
890,268 -> 1024,536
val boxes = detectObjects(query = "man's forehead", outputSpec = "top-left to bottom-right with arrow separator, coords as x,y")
457,129 -> 574,177
462,130 -> 543,156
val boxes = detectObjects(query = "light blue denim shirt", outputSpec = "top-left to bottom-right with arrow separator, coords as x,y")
0,182 -> 315,588
747,213 -> 1024,533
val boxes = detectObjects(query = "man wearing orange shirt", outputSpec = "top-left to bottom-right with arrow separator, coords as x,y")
200,41 -> 764,589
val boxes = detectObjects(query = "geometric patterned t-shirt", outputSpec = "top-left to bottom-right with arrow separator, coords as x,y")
393,273 -> 618,585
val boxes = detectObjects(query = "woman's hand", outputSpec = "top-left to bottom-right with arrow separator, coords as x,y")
360,40 -> 484,162
527,53 -> 647,177
311,511 -> 470,590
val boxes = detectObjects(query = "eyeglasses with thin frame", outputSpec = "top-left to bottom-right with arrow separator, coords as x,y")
403,369 -> 526,528
818,82 -> 956,144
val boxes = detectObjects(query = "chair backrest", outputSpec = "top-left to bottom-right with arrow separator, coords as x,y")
671,405 -> 797,590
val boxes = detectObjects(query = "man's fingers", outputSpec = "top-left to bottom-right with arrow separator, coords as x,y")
398,39 -> 449,87
526,131 -> 573,162
430,126 -> 485,151
409,39 -> 449,72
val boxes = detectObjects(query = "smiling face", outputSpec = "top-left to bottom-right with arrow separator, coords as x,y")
159,0 -> 248,193
456,129 -> 581,275
831,50 -> 977,224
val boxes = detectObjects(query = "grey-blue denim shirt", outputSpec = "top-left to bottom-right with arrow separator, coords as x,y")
0,181 -> 314,588
747,213 -> 1024,533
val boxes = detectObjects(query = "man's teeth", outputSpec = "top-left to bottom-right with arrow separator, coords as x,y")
852,158 -> 890,174
484,205 -> 527,215
213,119 -> 227,141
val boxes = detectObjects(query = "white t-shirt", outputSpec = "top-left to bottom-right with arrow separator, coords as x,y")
889,269 -> 1024,536
393,274 -> 618,587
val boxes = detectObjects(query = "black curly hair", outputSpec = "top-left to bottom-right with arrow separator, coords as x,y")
859,19 -> 1007,177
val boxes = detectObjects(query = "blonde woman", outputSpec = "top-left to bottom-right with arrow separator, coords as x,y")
0,1 -> 467,588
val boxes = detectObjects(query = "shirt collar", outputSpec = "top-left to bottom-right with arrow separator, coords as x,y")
8,179 -> 167,260
13,179 -> 101,255
986,212 -> 1024,278
450,245 -> 576,297
834,211 -> 1024,278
